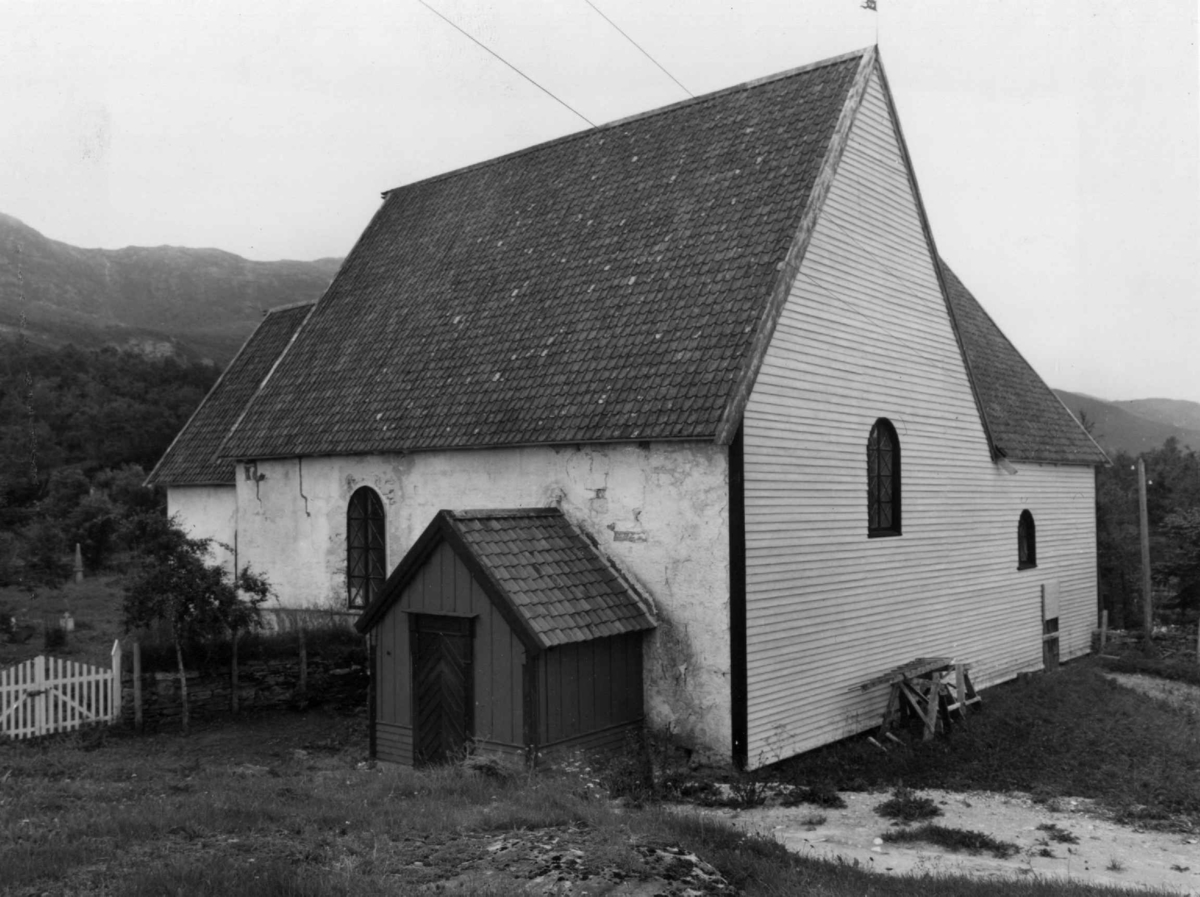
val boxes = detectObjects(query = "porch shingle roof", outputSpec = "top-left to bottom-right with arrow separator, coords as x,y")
356,508 -> 654,649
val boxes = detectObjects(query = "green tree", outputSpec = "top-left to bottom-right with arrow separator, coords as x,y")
122,513 -> 271,732
1158,508 -> 1200,622
1096,439 -> 1200,633
1095,450 -> 1139,629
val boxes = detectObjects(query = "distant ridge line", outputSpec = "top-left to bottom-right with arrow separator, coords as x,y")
1054,388 -> 1200,455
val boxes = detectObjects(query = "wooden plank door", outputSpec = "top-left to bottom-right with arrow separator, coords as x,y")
411,615 -> 473,765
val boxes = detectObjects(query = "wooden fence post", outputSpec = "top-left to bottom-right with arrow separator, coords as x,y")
33,654 -> 45,738
133,639 -> 143,732
110,639 -> 122,722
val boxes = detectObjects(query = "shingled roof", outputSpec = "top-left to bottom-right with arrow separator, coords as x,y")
220,50 -> 872,458
941,261 -> 1108,466
355,509 -> 655,649
209,47 -> 1101,471
146,303 -> 312,486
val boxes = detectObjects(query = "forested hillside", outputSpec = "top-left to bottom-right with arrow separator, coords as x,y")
0,338 -> 219,584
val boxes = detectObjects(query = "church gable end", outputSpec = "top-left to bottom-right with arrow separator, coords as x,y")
738,66 -> 1098,764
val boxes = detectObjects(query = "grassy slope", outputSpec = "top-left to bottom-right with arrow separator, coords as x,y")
0,575 -> 127,669
775,662 -> 1200,832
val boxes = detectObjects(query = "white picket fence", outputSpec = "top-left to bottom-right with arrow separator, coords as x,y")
0,640 -> 122,740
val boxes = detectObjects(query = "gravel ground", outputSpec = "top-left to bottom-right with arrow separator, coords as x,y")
693,673 -> 1200,894
700,788 -> 1200,894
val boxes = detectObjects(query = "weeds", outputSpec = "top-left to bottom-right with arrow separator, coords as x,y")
875,786 -> 942,823
729,775 -> 769,808
882,824 -> 1019,859
1037,822 -> 1079,844
592,729 -> 654,804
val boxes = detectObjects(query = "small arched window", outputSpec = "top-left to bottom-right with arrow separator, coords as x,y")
867,418 -> 901,537
347,487 -> 386,609
1018,510 -> 1037,570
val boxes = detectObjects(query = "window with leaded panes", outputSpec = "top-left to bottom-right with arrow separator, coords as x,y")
347,487 -> 386,609
1018,510 -> 1036,569
867,418 -> 901,537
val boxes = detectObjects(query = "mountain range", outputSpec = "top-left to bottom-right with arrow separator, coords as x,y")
1053,390 -> 1200,457
0,212 -> 338,366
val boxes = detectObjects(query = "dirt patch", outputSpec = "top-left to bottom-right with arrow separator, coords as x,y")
696,789 -> 1200,894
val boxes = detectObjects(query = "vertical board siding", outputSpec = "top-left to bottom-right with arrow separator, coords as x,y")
741,71 -> 1098,766
373,541 -> 525,764
539,721 -> 644,758
539,633 -> 645,748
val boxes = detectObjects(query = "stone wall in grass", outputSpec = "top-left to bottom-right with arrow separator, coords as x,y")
120,632 -> 368,728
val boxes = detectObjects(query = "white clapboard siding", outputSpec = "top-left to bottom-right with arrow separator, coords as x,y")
0,641 -> 122,740
740,69 -> 1098,766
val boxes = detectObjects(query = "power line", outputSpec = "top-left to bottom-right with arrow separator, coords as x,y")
581,0 -> 693,99
418,0 -> 597,129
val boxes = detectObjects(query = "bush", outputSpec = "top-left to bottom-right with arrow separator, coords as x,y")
123,512 -> 272,732
875,787 -> 942,822
882,824 -> 1018,859
44,625 -> 67,652
16,517 -> 72,585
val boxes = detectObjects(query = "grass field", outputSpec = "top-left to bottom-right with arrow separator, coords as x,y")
3,659 -> 1193,896
3,577 -> 1197,895
0,574 -> 128,669
775,661 -> 1200,834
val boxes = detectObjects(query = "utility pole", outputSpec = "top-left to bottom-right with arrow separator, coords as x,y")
1137,457 -> 1154,655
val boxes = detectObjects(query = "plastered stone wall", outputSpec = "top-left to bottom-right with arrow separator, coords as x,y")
167,485 -> 237,575
234,443 -> 732,759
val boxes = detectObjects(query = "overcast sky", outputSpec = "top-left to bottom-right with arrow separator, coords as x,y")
3,0 -> 1198,404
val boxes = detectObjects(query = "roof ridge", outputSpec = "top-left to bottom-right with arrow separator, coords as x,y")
381,47 -> 872,199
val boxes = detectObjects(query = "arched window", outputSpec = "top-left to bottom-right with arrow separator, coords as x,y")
347,487 -> 386,609
867,418 -> 901,537
1018,510 -> 1036,569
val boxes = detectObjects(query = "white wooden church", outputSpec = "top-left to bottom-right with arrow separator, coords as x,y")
149,47 -> 1107,768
